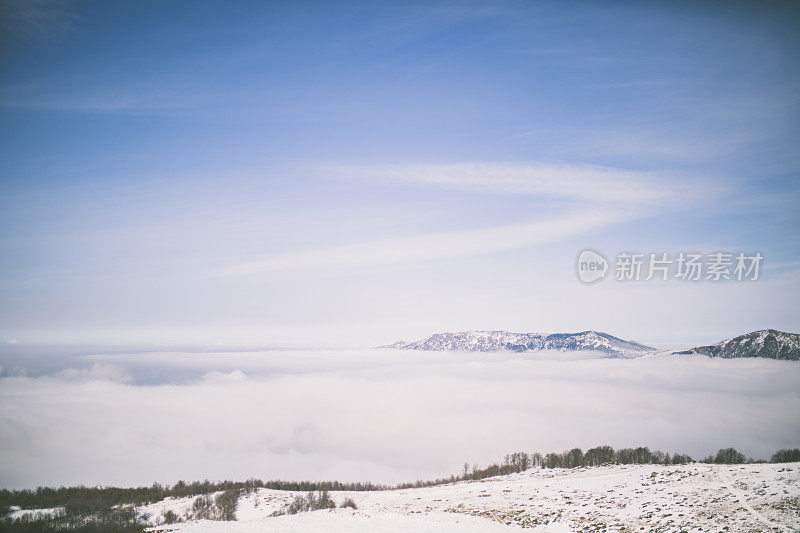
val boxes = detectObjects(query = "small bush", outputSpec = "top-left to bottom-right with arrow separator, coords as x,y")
340,497 -> 357,509
284,495 -> 307,515
162,509 -> 180,524
191,494 -> 213,520
214,490 -> 238,521
315,491 -> 336,510
188,491 -> 238,521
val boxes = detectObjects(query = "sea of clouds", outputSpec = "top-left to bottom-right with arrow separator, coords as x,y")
1,348 -> 799,489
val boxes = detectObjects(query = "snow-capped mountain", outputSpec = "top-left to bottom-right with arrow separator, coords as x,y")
380,330 -> 654,357
675,329 -> 800,360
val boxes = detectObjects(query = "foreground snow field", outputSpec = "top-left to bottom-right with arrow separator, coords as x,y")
150,511 -> 537,533
141,463 -> 800,532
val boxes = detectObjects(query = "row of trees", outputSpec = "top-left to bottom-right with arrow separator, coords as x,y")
541,446 -> 695,469
701,447 -> 800,465
771,448 -> 800,463
0,523 -> 143,533
0,506 -> 143,533
397,445 -> 799,488
0,479 -> 382,517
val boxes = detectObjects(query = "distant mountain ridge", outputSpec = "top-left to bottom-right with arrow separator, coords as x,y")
380,330 -> 655,358
674,329 -> 800,360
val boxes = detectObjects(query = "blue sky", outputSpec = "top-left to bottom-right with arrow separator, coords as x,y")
1,0 -> 799,346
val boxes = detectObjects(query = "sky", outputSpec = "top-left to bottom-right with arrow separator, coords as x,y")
1,0 -> 799,347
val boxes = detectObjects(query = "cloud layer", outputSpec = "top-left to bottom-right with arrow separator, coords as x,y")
0,349 -> 798,490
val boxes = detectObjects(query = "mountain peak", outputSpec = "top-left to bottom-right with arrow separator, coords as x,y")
676,329 -> 800,360
379,330 -> 655,358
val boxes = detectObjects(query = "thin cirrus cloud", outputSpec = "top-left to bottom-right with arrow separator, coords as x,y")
55,363 -> 134,384
204,161 -> 689,278
321,161 -> 696,205
203,208 -> 632,278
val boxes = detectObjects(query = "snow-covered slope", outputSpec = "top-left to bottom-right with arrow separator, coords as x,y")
141,463 -> 800,532
380,330 -> 654,358
676,329 -> 800,360
148,509 -> 532,532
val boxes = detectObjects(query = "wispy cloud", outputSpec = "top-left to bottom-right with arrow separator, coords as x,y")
204,209 -> 631,278
204,160 -> 693,278
55,363 -> 133,384
322,161 -> 693,205
0,85 -> 198,115
588,80 -> 673,90
1,98 -> 152,114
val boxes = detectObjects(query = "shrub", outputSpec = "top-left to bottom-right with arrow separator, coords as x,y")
161,509 -> 180,524
284,494 -> 308,515
191,494 -> 213,520
315,490 -> 336,510
340,498 -> 357,509
214,490 -> 238,521
282,491 -> 337,515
